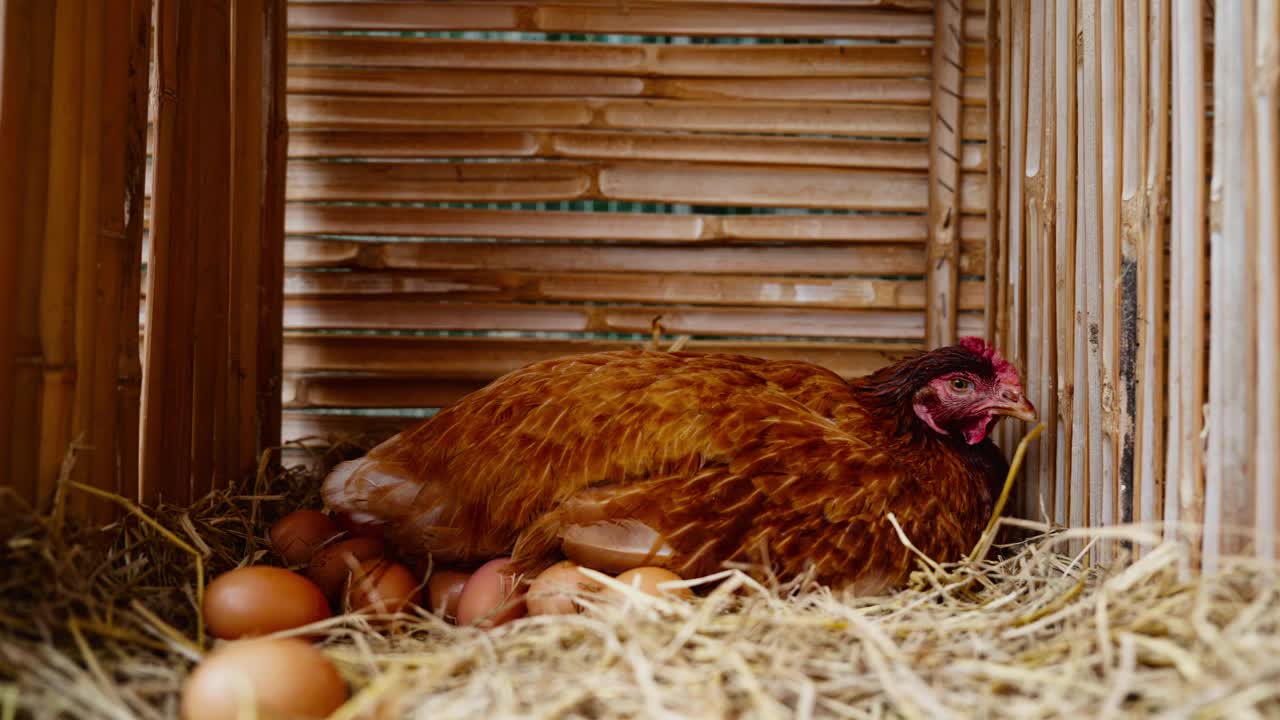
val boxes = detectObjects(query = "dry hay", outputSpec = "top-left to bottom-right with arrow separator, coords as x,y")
2,442 -> 1279,719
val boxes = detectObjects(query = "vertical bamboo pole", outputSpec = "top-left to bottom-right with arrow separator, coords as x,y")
4,1 -> 53,505
142,0 -> 285,503
1206,0 -> 1258,566
1137,0 -> 1171,548
925,0 -> 966,350
1079,0 -> 1109,555
984,0 -> 1002,348
0,0 -> 31,501
1022,0 -> 1046,520
1035,0 -> 1058,522
38,1 -> 87,508
1166,0 -> 1207,557
994,0 -> 1013,459
1004,1 -> 1029,472
259,0 -> 287,465
239,0 -> 287,477
1255,0 -> 1280,561
1071,118 -> 1091,546
1117,0 -> 1145,534
1098,0 -> 1123,547
1053,0 -> 1079,529
117,0 -> 152,503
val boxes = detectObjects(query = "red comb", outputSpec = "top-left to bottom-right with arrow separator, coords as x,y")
958,337 -> 1021,386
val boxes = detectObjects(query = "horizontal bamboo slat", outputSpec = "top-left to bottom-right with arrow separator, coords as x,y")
289,96 -> 989,140
283,269 -> 985,311
283,333 -> 917,379
289,2 -> 935,38
283,205 -> 988,243
288,67 -> 988,106
283,299 -> 982,338
285,160 -> 988,212
284,238 -> 987,276
287,129 -> 988,171
288,36 -> 987,79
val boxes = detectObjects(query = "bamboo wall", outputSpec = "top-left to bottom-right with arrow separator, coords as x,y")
0,0 -> 151,519
1,0 -> 286,511
278,0 -> 992,446
989,0 -> 1280,567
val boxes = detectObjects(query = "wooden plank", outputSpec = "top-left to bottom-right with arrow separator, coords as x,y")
1255,0 -> 1280,560
287,67 -> 990,107
286,129 -> 988,173
1165,0 -> 1207,552
1206,0 -> 1258,565
924,0 -> 965,348
1052,0 -> 1077,528
282,298 -> 968,339
288,2 -> 933,39
284,204 -> 989,244
285,160 -> 988,213
285,238 -> 989,276
282,269 -> 987,311
281,333 -> 918,380
286,36 -> 985,80
287,95 -> 990,140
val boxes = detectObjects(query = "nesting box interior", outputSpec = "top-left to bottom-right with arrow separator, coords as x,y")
4,2 -> 1280,718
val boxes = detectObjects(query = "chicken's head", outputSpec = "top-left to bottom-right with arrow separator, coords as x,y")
909,337 -> 1037,445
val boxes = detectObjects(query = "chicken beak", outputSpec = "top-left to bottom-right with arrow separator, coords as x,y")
990,393 -> 1038,422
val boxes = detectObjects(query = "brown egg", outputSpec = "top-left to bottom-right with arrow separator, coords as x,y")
345,559 -> 422,614
181,637 -> 348,720
307,536 -> 385,600
455,557 -> 527,628
426,569 -> 470,621
269,510 -> 339,566
203,566 -> 330,640
526,561 -> 604,616
333,511 -> 386,541
613,567 -> 693,601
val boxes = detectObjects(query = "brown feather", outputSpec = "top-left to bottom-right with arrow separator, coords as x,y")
322,347 -> 1017,591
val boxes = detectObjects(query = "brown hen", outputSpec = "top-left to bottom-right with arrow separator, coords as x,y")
322,338 -> 1036,592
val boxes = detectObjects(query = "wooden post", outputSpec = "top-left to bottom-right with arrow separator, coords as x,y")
0,0 -> 150,514
925,0 -> 966,349
142,0 -> 285,504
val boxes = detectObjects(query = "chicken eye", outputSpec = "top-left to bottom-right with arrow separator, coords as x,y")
949,378 -> 973,392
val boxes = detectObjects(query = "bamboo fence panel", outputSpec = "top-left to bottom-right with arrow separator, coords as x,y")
0,0 -> 150,516
991,0 -> 1280,565
278,2 -> 992,442
141,0 -> 285,505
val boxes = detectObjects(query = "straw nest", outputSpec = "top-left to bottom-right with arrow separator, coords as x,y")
2,440 -> 1279,720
